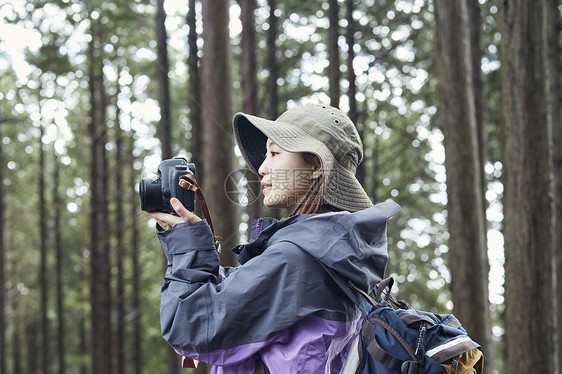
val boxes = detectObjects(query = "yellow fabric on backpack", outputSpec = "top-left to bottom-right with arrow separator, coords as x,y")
441,348 -> 484,374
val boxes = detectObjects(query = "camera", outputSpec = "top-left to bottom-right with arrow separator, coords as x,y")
139,157 -> 196,213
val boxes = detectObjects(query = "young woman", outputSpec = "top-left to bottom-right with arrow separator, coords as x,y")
149,104 -> 400,373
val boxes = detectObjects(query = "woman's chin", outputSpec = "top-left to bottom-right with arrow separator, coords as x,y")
263,193 -> 287,210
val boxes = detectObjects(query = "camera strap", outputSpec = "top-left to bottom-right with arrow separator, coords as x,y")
178,173 -> 222,249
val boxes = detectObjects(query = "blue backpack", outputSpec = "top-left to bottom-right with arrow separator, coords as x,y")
320,264 -> 484,374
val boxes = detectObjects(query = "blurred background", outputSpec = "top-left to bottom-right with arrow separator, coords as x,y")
0,0 -> 560,373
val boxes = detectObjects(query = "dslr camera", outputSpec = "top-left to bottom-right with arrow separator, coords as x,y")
139,157 -> 196,213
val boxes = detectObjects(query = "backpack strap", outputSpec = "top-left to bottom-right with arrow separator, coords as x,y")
362,317 -> 417,372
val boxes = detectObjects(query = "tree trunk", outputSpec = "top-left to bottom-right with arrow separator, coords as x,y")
466,0 -> 489,227
345,0 -> 364,186
39,120 -> 51,374
80,311 -> 87,374
197,0 -> 232,369
114,93 -> 125,374
239,0 -> 263,222
0,125 -> 5,374
53,154 -> 65,374
187,0 -> 203,174
156,3 -> 180,371
156,0 -> 173,160
500,1 -> 555,372
328,0 -> 340,107
12,327 -> 22,374
267,0 -> 279,119
129,131 -> 143,374
547,0 -> 562,369
26,320 -> 39,374
201,0 -> 236,257
88,30 -> 112,374
99,54 -> 113,374
239,0 -> 258,116
434,0 -> 491,366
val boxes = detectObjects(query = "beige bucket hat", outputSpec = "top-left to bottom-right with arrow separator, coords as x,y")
232,103 -> 373,212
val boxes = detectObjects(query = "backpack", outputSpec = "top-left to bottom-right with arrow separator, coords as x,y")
319,263 -> 484,374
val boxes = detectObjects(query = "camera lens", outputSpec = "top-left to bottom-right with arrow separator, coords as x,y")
139,178 -> 163,212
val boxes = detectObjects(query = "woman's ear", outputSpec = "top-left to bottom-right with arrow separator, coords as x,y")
311,168 -> 323,179
302,153 -> 323,179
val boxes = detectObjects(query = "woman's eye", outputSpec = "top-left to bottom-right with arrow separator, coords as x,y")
265,151 -> 278,158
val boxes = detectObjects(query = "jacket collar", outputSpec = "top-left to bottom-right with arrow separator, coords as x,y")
233,214 -> 311,264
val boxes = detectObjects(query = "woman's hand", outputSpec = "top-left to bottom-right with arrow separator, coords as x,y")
147,197 -> 202,230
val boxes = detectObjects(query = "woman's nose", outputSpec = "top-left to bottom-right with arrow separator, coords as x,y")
258,158 -> 269,176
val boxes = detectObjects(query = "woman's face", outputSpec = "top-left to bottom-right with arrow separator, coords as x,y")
258,139 -> 319,212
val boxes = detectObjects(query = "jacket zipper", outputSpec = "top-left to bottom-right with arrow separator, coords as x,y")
256,218 -> 264,237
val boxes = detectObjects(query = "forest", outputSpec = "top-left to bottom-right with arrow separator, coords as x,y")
0,0 -> 560,373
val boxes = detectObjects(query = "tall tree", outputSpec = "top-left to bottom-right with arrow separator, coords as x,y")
466,0 -> 489,223
100,52 -> 113,374
201,0 -> 236,257
156,0 -> 172,160
114,87 -> 126,374
238,0 -> 263,221
267,0 -> 279,119
155,2 -> 180,371
433,0 -> 491,367
500,0 -> 555,372
328,0 -> 340,107
239,0 -> 258,115
128,130 -> 143,374
0,124 -> 5,374
547,0 -> 562,367
88,24 -> 112,374
39,117 -> 51,374
53,153 -> 65,374
187,0 -> 202,170
345,0 -> 364,185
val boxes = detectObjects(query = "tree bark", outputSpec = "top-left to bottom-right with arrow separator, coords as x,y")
500,1 -> 555,372
239,0 -> 263,222
267,0 -> 279,119
12,327 -> 21,374
156,3 -> 180,371
88,29 -> 112,374
0,124 -> 5,374
39,113 -> 51,374
201,0 -> 236,259
433,0 -> 491,367
466,0 -> 489,226
53,153 -> 65,374
99,52 -> 113,374
328,0 -> 340,107
239,0 -> 258,116
547,0 -> 562,369
345,0 -> 364,186
114,91 -> 125,374
128,131 -> 142,374
156,0 -> 173,160
26,320 -> 39,374
188,0 -> 203,174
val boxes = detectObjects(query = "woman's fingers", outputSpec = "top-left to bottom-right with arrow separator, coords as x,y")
145,199 -> 201,230
171,198 -> 202,224
145,199 -> 202,231
147,212 -> 183,230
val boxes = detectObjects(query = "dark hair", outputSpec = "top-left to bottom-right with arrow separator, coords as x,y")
290,153 -> 341,215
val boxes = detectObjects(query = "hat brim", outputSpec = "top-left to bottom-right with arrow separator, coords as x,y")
233,112 -> 373,212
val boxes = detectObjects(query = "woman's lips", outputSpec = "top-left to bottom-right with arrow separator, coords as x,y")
261,182 -> 272,191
